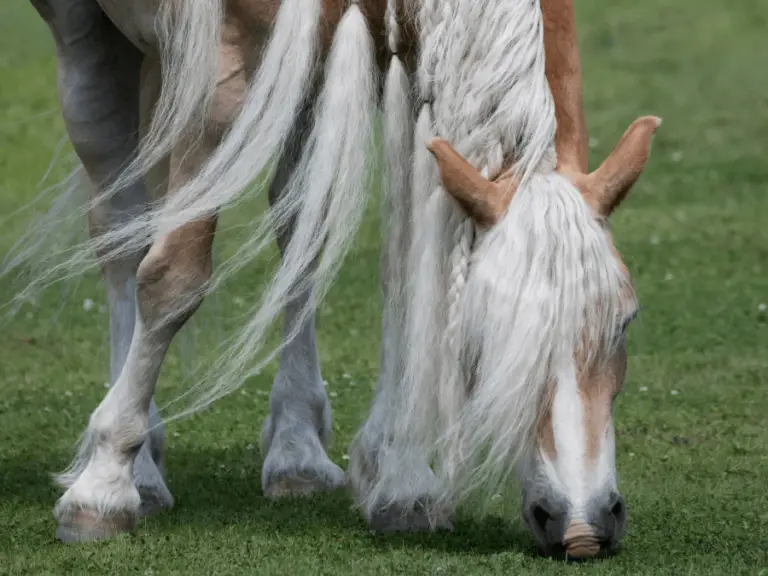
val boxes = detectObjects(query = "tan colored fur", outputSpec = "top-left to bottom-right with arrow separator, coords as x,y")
426,138 -> 517,226
541,0 -> 588,173
577,347 -> 627,461
135,136 -> 218,328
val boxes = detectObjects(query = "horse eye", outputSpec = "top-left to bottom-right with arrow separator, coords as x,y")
619,309 -> 638,335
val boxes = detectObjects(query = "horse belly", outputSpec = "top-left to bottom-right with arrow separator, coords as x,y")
96,0 -> 387,67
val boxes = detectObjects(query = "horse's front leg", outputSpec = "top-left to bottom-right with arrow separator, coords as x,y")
346,274 -> 453,532
347,4 -> 452,530
259,105 -> 345,499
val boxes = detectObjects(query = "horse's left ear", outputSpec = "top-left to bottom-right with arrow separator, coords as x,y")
587,116 -> 662,217
426,138 -> 518,226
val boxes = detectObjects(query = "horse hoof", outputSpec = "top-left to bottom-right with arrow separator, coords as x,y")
262,445 -> 347,499
137,483 -> 174,518
55,508 -> 136,543
264,467 -> 346,500
137,497 -> 172,518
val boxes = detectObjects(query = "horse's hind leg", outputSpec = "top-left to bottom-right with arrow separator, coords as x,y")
260,108 -> 345,499
33,0 -> 173,520
54,133 -> 217,542
51,11 -> 250,536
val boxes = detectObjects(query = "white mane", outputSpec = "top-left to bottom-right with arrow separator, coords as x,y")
370,0 -> 634,511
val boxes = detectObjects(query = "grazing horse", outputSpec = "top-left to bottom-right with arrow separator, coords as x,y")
350,0 -> 659,559
16,0 -> 658,559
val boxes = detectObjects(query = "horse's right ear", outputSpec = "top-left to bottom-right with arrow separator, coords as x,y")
587,116 -> 661,216
427,138 -> 518,226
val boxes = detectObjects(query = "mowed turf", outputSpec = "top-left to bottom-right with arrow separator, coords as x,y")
1,1 -> 767,574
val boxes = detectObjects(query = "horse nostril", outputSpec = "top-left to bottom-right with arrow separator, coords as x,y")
607,493 -> 627,527
532,504 -> 552,533
610,498 -> 624,520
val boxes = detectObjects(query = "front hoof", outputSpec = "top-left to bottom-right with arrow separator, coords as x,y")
137,488 -> 174,518
55,508 -> 136,543
263,459 -> 346,500
136,476 -> 174,518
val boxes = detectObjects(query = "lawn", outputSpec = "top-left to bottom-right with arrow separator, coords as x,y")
1,0 -> 767,574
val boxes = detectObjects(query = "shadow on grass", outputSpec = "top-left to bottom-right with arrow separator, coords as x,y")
1,445 -> 537,556
367,515 -> 537,556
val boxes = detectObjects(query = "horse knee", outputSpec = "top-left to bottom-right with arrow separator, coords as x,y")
136,222 -> 215,327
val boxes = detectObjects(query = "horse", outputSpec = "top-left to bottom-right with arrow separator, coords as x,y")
14,0 -> 658,560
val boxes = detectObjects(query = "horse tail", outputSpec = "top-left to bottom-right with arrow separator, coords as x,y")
380,3 -> 414,393
165,0 -> 378,418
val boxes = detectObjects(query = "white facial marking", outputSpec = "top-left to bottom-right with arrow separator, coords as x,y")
540,353 -> 618,522
547,355 -> 589,518
595,418 -> 617,491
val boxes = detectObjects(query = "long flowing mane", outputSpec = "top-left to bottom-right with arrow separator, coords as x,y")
369,0 -> 634,512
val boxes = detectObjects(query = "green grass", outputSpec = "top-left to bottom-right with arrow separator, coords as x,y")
1,0 -> 767,574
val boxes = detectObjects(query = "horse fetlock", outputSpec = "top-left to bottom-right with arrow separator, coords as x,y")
55,458 -> 140,543
88,402 -> 148,459
264,372 -> 333,449
133,444 -> 174,517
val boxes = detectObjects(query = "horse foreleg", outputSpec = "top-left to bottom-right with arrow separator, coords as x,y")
347,26 -> 452,529
259,106 -> 345,499
347,300 -> 452,532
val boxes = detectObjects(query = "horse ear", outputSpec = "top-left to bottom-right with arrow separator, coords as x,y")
590,116 -> 661,216
427,138 -> 517,226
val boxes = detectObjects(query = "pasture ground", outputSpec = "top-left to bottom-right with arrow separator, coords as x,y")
1,0 -> 767,574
